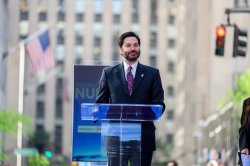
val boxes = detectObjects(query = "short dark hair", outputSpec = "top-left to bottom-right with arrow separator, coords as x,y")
118,31 -> 141,48
167,160 -> 178,166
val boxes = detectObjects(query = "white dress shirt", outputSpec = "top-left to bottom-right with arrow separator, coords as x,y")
123,61 -> 138,80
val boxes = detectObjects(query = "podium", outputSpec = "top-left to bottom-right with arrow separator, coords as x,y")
78,103 -> 163,166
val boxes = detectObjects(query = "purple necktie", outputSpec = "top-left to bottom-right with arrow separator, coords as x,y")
127,66 -> 134,95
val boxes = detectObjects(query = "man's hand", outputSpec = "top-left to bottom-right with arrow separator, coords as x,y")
90,107 -> 99,121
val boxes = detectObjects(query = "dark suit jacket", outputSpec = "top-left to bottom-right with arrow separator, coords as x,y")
239,97 -> 250,151
96,62 -> 165,152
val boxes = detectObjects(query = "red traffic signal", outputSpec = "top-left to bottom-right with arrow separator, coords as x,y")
216,26 -> 226,38
215,25 -> 226,56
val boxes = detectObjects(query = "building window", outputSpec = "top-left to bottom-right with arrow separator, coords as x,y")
37,84 -> 45,94
75,56 -> 82,64
36,124 -> 44,131
38,12 -> 47,22
56,78 -> 63,97
36,101 -> 44,118
132,13 -> 139,23
112,50 -> 119,62
55,78 -> 63,119
132,0 -> 139,23
57,60 -> 64,66
55,98 -> 63,118
20,21 -> 29,36
75,47 -> 83,64
57,29 -> 65,45
38,0 -> 48,13
54,125 -> 62,154
234,0 -> 249,7
58,0 -> 65,11
149,56 -> 157,67
94,14 -> 102,22
75,35 -> 83,45
113,14 -> 120,24
168,61 -> 174,73
166,134 -> 173,144
150,0 -> 157,24
75,0 -> 85,13
76,13 -> 84,22
93,34 -> 102,63
57,0 -> 65,22
167,109 -> 174,120
20,11 -> 28,20
168,14 -> 175,25
168,38 -> 176,48
94,48 -> 101,64
94,36 -> 101,47
150,32 -> 157,48
112,35 -> 119,62
19,35 -> 28,40
167,86 -> 174,97
112,0 -> 122,14
20,0 -> 28,18
94,0 -> 103,14
57,11 -> 65,22
56,45 -> 65,62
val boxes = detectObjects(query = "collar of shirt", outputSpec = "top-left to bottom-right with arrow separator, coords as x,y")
123,61 -> 138,79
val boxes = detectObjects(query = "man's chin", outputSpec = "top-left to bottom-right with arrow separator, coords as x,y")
127,54 -> 140,61
126,57 -> 138,62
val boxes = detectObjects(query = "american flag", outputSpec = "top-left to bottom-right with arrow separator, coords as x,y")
25,30 -> 55,71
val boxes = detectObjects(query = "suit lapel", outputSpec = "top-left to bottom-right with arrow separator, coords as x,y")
115,63 -> 128,95
132,63 -> 145,94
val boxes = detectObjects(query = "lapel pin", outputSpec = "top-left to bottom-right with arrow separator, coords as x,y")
141,74 -> 144,77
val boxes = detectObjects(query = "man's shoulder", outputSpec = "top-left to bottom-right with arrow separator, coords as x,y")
103,63 -> 122,73
139,63 -> 159,72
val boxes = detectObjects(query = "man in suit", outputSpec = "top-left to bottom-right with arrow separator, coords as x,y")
96,31 -> 165,166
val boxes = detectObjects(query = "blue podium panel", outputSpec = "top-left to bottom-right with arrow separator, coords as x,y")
76,104 -> 163,165
81,103 -> 163,121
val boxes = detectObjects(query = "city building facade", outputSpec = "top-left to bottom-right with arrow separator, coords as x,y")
174,0 -> 250,165
0,0 -> 8,162
5,0 -> 250,165
5,0 -> 177,164
0,0 -> 8,110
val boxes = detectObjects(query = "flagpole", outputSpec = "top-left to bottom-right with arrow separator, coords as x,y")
17,42 -> 25,166
14,27 -> 54,166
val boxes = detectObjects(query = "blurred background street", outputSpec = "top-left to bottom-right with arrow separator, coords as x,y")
0,0 -> 250,165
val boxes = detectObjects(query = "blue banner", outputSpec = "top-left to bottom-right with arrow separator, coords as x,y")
72,65 -> 107,162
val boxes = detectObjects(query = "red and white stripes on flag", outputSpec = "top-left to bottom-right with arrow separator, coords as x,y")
25,30 -> 55,71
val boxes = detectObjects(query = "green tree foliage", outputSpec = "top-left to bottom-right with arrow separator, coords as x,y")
0,140 -> 8,161
0,109 -> 31,162
0,110 -> 31,134
219,69 -> 250,110
28,154 -> 50,166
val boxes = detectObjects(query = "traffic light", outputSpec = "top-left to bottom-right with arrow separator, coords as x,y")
215,25 -> 226,56
233,25 -> 248,57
